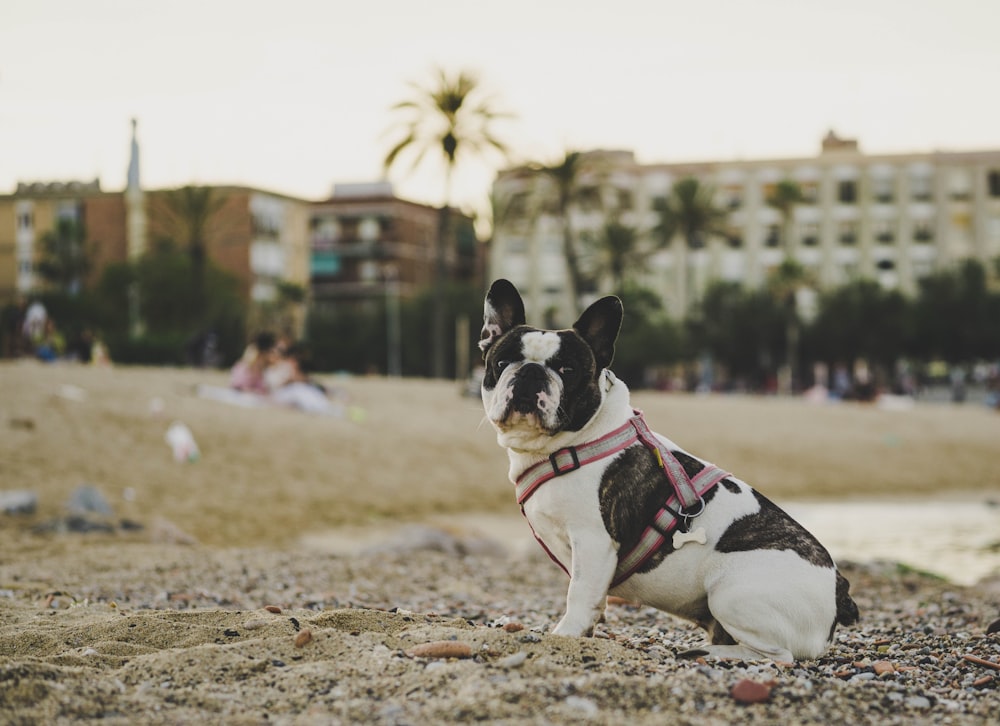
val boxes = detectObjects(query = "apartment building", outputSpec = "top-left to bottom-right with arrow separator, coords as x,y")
309,181 -> 479,310
490,133 -> 1000,323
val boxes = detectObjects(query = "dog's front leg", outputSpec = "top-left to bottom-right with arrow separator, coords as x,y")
552,529 -> 618,637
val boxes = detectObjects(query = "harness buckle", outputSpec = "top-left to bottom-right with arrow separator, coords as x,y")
549,446 -> 580,476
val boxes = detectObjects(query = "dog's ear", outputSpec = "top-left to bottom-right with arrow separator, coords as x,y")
572,296 -> 623,372
479,279 -> 526,356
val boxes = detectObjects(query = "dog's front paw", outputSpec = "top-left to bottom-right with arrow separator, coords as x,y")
552,617 -> 595,638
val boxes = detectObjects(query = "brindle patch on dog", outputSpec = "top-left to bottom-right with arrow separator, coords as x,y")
715,490 -> 834,568
599,445 -> 723,574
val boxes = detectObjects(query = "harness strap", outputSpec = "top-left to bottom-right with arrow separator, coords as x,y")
514,410 -> 729,588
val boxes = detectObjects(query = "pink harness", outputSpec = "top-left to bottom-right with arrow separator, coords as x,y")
514,410 -> 729,587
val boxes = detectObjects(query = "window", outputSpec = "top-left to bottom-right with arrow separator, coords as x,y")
723,186 -> 742,209
910,173 -> 933,201
872,176 -> 894,203
765,225 -> 780,247
838,221 -> 858,244
875,220 -> 894,244
359,217 -> 380,241
800,223 -> 819,247
616,189 -> 633,211
914,221 -> 934,242
726,231 -> 743,248
578,186 -> 601,211
16,212 -> 33,229
838,180 -> 857,204
800,182 -> 819,204
988,170 -> 1000,197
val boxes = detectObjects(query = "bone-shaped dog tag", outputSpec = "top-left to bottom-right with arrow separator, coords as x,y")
672,527 -> 707,549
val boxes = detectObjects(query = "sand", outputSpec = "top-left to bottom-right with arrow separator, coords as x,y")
1,361 -> 999,724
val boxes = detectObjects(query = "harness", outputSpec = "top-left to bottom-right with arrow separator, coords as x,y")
514,410 -> 729,587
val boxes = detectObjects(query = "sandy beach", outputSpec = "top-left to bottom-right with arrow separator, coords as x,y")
1,361 -> 999,723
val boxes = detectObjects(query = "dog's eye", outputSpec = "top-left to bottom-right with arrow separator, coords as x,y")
496,360 -> 511,372
558,366 -> 574,377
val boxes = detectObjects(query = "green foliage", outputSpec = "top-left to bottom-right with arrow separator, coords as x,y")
36,216 -> 91,294
306,283 -> 482,378
613,285 -> 683,386
688,281 -> 785,389
92,245 -> 246,365
653,177 -> 728,249
804,280 -> 912,371
911,259 -> 1000,362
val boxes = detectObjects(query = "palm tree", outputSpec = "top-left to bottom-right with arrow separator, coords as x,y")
765,179 -> 810,392
597,218 -> 643,291
766,179 -> 804,255
160,186 -> 225,327
653,177 -> 728,318
383,67 -> 509,377
536,150 -> 587,314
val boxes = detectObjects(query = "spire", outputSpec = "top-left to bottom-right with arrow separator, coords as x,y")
127,118 -> 141,192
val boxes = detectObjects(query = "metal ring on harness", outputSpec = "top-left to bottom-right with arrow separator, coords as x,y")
680,495 -> 706,529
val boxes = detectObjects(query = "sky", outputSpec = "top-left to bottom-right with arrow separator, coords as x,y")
2,0 -> 999,227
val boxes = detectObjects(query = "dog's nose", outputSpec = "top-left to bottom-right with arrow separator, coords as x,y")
510,363 -> 548,413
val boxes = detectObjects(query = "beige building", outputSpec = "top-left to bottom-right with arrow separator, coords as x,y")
490,134 -> 1000,323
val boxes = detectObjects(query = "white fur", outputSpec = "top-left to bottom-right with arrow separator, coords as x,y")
485,367 -> 845,661
520,331 -> 561,363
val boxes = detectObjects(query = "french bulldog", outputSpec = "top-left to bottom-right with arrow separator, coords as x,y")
479,279 -> 859,661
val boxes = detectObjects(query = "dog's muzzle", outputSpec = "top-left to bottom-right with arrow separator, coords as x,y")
507,363 -> 550,415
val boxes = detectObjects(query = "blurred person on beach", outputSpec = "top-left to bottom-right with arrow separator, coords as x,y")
34,318 -> 66,363
230,331 -> 279,394
269,341 -> 341,415
22,300 -> 48,354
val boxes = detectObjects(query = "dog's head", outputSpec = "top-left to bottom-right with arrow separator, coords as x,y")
479,279 -> 623,450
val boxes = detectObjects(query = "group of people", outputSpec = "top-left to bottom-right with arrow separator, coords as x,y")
229,332 -> 338,415
3,298 -> 110,365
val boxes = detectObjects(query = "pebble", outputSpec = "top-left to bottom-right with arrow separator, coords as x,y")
730,679 -> 773,704
496,651 -> 528,669
294,629 -> 313,648
405,641 -> 473,659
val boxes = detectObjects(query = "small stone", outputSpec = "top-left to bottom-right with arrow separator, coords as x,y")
264,605 -> 282,614
502,622 -> 524,633
0,490 -> 37,515
730,679 -> 773,704
904,695 -> 932,709
873,660 -> 895,677
294,629 -> 313,648
986,617 -> 1000,635
496,651 -> 528,669
405,641 -> 472,659
564,696 -> 599,717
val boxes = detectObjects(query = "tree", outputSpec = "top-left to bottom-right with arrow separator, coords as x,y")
383,67 -> 510,377
766,258 -> 816,392
36,217 -> 90,295
765,179 -> 804,255
596,218 -> 644,291
804,279 -> 911,378
653,177 -> 728,318
158,186 -> 225,328
689,281 -> 785,391
536,150 -> 587,313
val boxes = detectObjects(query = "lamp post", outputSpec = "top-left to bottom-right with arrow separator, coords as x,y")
383,264 -> 401,377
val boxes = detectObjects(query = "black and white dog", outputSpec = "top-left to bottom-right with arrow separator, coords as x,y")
479,279 -> 858,661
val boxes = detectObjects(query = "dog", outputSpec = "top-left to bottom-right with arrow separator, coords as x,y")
478,279 -> 859,661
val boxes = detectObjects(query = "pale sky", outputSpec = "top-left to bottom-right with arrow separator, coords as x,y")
2,0 -> 999,225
